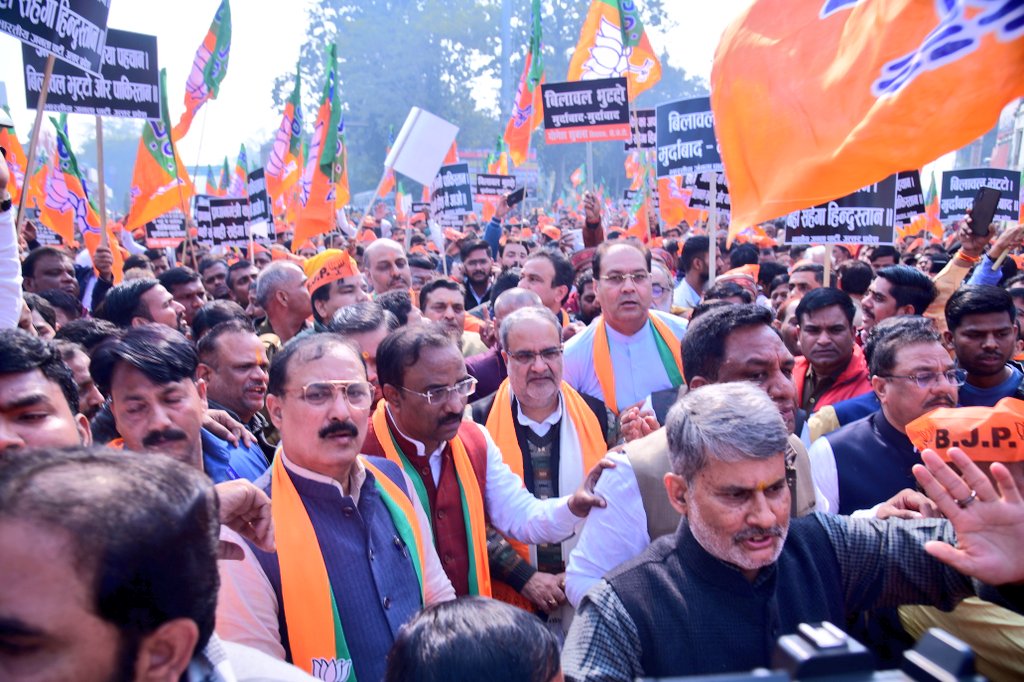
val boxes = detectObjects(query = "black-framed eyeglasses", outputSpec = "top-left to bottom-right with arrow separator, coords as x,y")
400,377 -> 478,405
287,380 -> 374,408
600,271 -> 650,286
877,369 -> 966,389
507,346 -> 563,365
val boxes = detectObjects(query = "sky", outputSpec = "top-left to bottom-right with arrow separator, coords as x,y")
1,0 -> 953,181
0,0 -> 752,168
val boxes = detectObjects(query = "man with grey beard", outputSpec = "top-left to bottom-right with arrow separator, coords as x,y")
563,382 -> 1024,681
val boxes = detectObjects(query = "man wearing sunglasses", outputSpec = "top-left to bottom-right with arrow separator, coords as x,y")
469,306 -> 618,625
217,333 -> 455,681
363,323 -> 611,598
808,316 -> 959,515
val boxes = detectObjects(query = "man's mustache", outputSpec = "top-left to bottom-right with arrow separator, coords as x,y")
734,525 -> 785,544
142,428 -> 189,448
318,420 -> 359,440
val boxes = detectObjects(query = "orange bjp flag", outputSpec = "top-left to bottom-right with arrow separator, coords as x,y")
657,176 -> 692,228
0,119 -> 28,206
713,0 -> 1024,232
503,0 -> 545,167
567,0 -> 662,100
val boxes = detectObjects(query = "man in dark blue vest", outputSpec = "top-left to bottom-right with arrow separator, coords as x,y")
562,382 -> 1024,681
215,334 -> 455,681
807,316 -> 958,515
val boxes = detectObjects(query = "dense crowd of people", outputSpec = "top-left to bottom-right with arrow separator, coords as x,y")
1,148 -> 1024,682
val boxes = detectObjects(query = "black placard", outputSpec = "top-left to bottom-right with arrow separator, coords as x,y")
940,168 -> 1021,222
23,28 -> 159,119
411,202 -> 430,215
783,175 -> 898,245
145,211 -> 187,248
688,174 -> 731,219
475,173 -> 517,197
541,77 -> 631,145
196,195 -> 250,249
655,97 -> 722,178
622,189 -> 659,210
430,163 -> 473,227
246,168 -> 275,243
894,170 -> 926,225
1,0 -> 110,75
624,108 -> 656,151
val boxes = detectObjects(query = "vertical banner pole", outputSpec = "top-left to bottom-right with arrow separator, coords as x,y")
707,171 -> 718,283
95,116 -> 108,247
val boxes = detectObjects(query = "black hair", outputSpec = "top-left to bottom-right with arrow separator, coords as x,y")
418,278 -> 463,312
377,289 -> 416,326
866,316 -> 941,377
729,243 -> 759,269
795,287 -> 856,326
407,254 -> 437,271
0,447 -> 220,655
21,246 -> 70,279
191,300 -> 251,341
593,239 -> 651,280
525,250 -> 574,305
703,280 -> 753,304
54,318 -> 121,352
329,301 -> 398,335
226,260 -> 255,288
791,263 -> 824,284
384,597 -> 560,682
575,268 -> 595,291
869,245 -> 898,262
197,257 -> 227,276
836,259 -> 872,296
377,323 -> 453,390
95,279 -> 161,329
682,304 -> 773,384
123,254 -> 151,272
499,238 -> 527,257
679,236 -> 709,273
37,288 -> 83,321
143,248 -> 166,262
196,320 -> 257,367
876,265 -> 937,314
91,325 -> 197,396
0,329 -> 79,414
689,298 -> 733,321
489,268 -> 523,307
945,285 -> 1016,333
1008,287 -> 1024,304
267,333 -> 362,397
23,292 -> 57,329
768,274 -> 790,296
458,239 -> 491,262
757,261 -> 787,290
158,266 -> 202,292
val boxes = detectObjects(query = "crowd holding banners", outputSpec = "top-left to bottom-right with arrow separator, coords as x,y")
4,0 -> 1024,681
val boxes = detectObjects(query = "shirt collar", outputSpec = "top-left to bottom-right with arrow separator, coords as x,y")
385,404 -> 446,460
280,447 -> 367,502
515,392 -> 563,435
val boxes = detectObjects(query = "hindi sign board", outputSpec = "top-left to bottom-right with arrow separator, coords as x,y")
22,28 -> 159,119
783,174 -> 898,245
624,108 -> 656,151
940,168 -> 1021,222
475,173 -> 517,198
23,208 -> 62,245
196,195 -> 250,250
1,0 -> 110,75
894,170 -> 926,226
623,189 -> 659,211
655,97 -> 722,178
430,163 -> 473,227
688,174 -> 731,219
144,211 -> 187,248
541,77 -> 630,145
246,168 -> 275,242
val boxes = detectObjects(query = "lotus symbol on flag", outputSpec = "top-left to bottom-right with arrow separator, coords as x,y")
511,101 -> 533,129
310,657 -> 353,682
45,168 -> 93,233
582,18 -> 655,82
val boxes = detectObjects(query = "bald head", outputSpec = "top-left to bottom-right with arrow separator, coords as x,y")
494,287 -> 543,318
363,239 -> 411,294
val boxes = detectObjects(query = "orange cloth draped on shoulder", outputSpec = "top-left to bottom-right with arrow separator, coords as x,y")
593,313 -> 683,414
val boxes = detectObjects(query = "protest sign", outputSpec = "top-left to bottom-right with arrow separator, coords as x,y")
246,167 -> 275,242
385,107 -> 459,187
906,398 -> 1024,463
1,0 -> 110,74
688,174 -> 731,219
782,174 -> 897,245
411,202 -> 430,215
196,194 -> 249,249
655,97 -> 722,178
541,77 -> 630,145
430,163 -> 473,227
894,170 -> 926,226
624,108 -> 656,151
23,28 -> 159,119
475,173 -> 517,198
940,168 -> 1021,222
144,211 -> 187,248
24,208 -> 62,245
623,189 -> 658,211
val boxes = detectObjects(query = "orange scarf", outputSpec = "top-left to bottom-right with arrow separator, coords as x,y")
272,450 -> 425,677
593,313 -> 684,414
371,401 -> 492,596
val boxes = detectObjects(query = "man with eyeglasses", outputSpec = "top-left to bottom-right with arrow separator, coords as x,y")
563,240 -> 687,417
362,323 -> 611,598
469,307 -> 618,627
217,333 -> 455,680
808,316 -> 959,515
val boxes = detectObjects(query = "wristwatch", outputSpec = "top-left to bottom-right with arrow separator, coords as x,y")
0,193 -> 11,214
